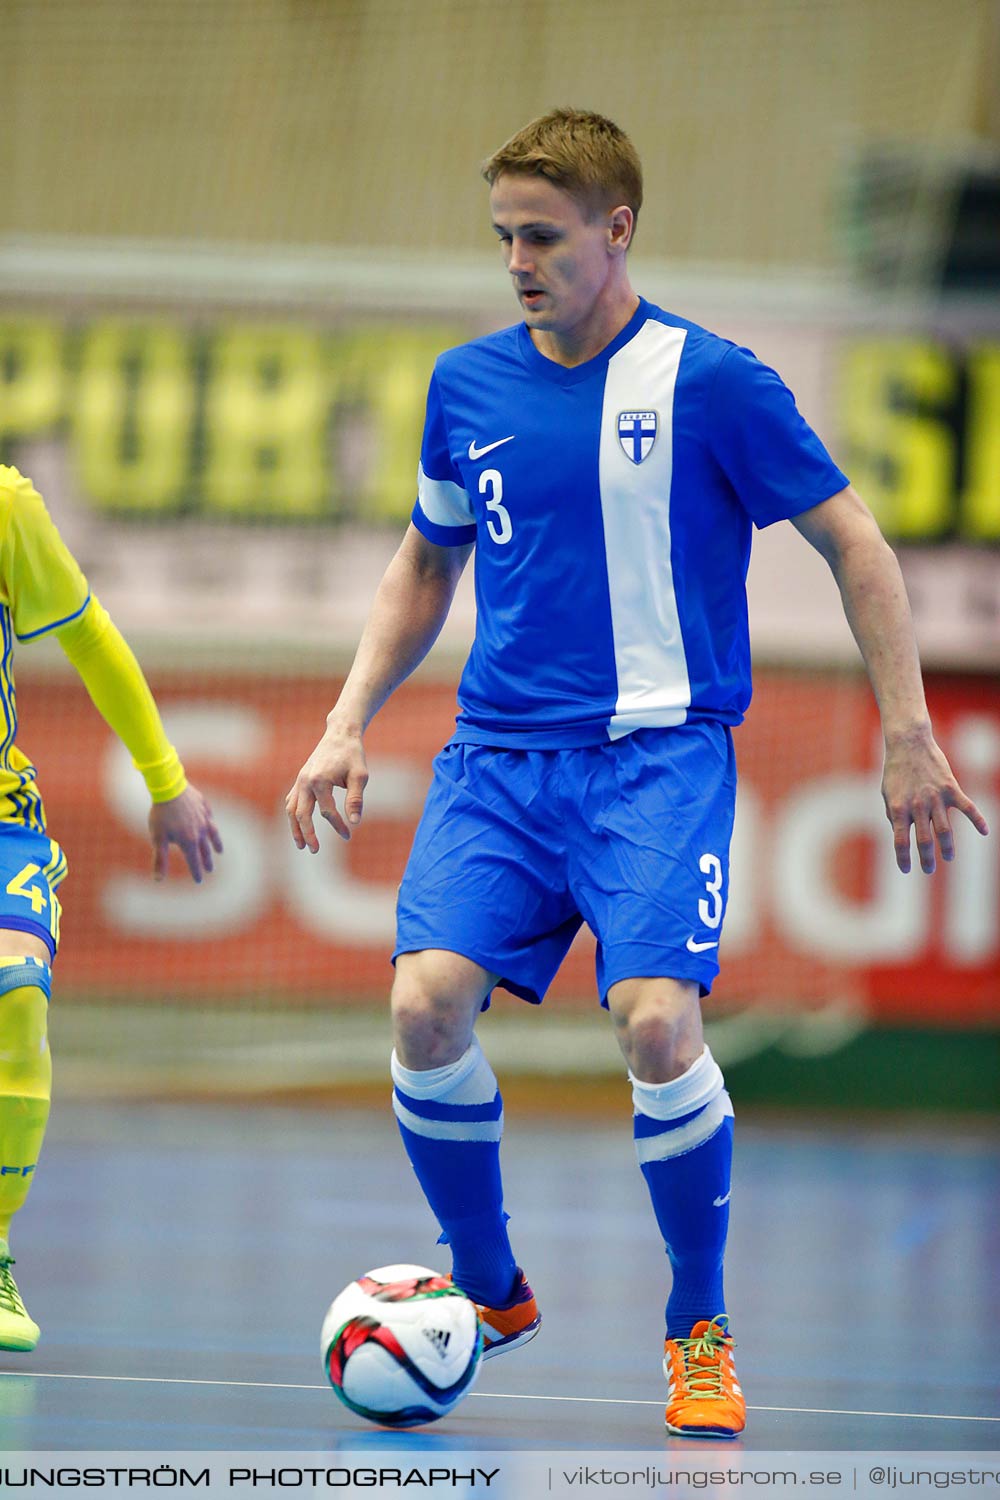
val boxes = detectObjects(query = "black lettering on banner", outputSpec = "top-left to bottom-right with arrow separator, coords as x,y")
16,312 -> 1000,540
202,327 -> 329,519
842,338 -> 1000,543
75,323 -> 195,514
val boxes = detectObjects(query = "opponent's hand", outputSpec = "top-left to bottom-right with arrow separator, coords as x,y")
286,722 -> 369,850
882,729 -> 989,874
149,783 -> 223,884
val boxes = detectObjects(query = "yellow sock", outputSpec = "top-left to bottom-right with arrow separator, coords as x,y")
0,958 -> 53,1243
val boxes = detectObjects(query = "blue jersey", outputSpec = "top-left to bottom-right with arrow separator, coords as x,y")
412,297 -> 847,748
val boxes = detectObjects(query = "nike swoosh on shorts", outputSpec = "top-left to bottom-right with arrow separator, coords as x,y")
468,435 -> 515,460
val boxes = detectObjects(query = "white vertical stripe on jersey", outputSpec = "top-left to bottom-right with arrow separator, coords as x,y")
599,321 -> 690,740
417,461 -> 474,526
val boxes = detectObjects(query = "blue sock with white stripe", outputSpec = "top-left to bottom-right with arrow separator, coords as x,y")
391,1038 -> 518,1307
631,1046 -> 734,1338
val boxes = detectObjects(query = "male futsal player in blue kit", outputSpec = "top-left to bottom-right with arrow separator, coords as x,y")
286,109 -> 988,1437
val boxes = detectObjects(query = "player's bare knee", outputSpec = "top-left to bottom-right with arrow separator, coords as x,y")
390,979 -> 477,1069
609,980 -> 703,1082
623,1015 -> 697,1081
391,1002 -> 473,1069
391,951 -> 493,1067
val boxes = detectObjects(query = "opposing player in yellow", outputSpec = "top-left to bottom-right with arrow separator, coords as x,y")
0,464 -> 222,1352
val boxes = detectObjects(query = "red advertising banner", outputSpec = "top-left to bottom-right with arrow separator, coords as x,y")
19,667 -> 999,1026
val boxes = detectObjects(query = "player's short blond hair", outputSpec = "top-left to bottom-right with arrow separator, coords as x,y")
482,108 -> 643,228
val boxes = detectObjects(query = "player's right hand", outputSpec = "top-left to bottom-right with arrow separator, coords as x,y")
285,723 -> 369,850
881,729 -> 989,874
149,782 -> 223,884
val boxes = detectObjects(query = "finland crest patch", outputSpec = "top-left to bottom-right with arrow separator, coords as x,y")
617,410 -> 658,464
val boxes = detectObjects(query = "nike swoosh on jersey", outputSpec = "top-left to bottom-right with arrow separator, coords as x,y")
468,435 -> 515,460
713,1190 -> 732,1207
685,936 -> 719,952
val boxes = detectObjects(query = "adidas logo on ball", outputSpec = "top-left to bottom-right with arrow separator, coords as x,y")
423,1326 -> 452,1358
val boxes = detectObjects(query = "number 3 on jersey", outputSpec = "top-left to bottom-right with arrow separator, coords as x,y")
480,468 -> 513,545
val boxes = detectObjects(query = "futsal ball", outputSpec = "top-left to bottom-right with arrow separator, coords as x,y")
321,1264 -> 484,1427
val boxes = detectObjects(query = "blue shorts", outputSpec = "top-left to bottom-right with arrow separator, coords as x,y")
0,825 -> 67,959
394,723 -> 736,1006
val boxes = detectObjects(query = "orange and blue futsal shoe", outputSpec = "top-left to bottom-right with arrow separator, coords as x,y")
448,1269 -> 541,1359
663,1315 -> 746,1437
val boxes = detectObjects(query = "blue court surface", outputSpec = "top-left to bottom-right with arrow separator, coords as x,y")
0,1099 -> 997,1453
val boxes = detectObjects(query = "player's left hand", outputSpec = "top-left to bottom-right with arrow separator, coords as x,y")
148,783 -> 224,884
882,728 -> 989,874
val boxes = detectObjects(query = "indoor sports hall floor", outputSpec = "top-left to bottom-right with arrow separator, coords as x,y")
0,1099 -> 997,1453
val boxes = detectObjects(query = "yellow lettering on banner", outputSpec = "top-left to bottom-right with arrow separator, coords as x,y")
961,347 -> 1000,542
360,329 -> 457,523
75,323 -> 195,511
0,320 -> 64,438
202,327 -> 329,517
842,340 -> 956,540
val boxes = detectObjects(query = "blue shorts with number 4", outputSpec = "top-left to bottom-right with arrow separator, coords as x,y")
0,825 -> 67,958
394,722 -> 736,1006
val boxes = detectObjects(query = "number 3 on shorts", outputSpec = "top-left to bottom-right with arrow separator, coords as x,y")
6,863 -> 48,916
698,853 -> 723,929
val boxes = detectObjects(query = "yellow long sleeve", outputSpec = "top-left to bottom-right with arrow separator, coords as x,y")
55,598 -> 188,804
